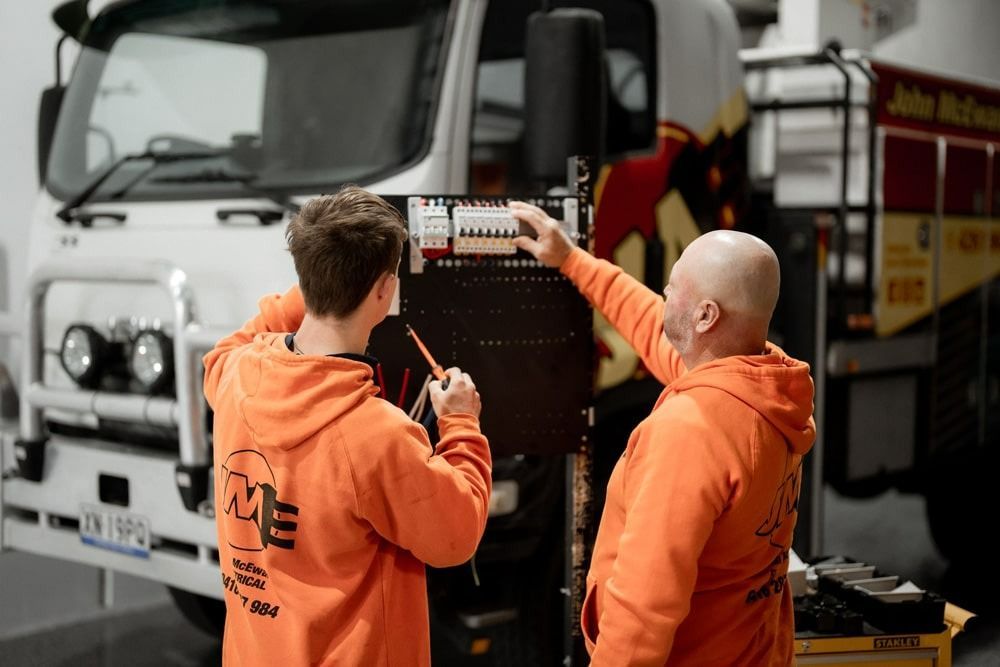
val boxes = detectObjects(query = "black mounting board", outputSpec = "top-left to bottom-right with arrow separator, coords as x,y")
369,195 -> 593,457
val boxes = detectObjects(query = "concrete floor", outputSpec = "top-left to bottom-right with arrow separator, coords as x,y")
1,487 -> 998,666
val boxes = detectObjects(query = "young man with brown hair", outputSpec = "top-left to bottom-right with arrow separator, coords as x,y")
203,186 -> 492,666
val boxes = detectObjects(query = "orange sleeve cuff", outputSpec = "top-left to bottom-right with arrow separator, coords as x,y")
436,413 -> 483,437
559,246 -> 590,280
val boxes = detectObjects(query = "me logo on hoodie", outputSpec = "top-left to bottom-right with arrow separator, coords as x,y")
755,460 -> 803,549
222,450 -> 300,551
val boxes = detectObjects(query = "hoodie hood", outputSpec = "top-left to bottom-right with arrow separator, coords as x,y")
668,343 -> 815,454
230,333 -> 378,450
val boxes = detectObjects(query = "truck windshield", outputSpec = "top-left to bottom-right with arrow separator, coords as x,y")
47,0 -> 450,203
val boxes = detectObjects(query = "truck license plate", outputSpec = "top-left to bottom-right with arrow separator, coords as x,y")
79,504 -> 151,558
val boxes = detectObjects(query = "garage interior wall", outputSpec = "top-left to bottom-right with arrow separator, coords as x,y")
872,0 -> 1000,83
0,0 -> 169,640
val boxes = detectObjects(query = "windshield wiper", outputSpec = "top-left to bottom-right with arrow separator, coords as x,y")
56,150 -> 223,223
152,167 -> 300,215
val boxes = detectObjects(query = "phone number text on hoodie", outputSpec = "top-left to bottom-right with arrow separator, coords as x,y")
222,561 -> 280,619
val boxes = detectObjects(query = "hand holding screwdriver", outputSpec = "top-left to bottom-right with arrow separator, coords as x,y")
407,324 -> 450,388
430,367 -> 481,418
406,324 -> 480,417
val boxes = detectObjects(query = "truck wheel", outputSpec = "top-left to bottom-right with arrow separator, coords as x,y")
924,444 -> 995,568
167,586 -> 226,638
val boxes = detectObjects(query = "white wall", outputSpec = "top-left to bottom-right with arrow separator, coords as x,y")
0,0 -> 59,321
0,0 -> 168,640
777,0 -> 1000,86
0,0 -> 75,373
873,0 -> 1000,85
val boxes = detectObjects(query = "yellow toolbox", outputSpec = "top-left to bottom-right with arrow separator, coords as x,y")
794,603 -> 975,666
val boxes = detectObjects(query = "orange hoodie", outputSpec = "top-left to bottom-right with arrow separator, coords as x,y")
202,286 -> 492,667
561,248 -> 815,666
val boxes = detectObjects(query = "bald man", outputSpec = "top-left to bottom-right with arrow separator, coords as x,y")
511,202 -> 815,666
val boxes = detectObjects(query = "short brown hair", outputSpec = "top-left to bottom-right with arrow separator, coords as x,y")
286,186 -> 408,318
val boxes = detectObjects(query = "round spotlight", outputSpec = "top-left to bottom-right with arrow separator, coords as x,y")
130,330 -> 174,394
60,324 -> 108,388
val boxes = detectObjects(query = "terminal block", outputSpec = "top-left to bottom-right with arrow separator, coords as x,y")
453,205 -> 519,256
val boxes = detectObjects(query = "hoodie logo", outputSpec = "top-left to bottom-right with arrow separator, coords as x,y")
755,460 -> 802,549
221,450 -> 299,551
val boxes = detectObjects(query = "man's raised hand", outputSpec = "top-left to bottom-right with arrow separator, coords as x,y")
510,201 -> 575,269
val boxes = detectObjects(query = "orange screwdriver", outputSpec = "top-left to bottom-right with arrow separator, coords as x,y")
406,324 -> 449,388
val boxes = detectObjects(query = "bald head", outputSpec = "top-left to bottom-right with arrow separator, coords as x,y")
680,230 -> 780,320
663,230 -> 780,366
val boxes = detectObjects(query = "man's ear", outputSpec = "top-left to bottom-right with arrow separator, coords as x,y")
376,272 -> 395,300
694,299 -> 720,333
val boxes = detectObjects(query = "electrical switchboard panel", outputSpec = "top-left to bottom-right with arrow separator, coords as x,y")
368,195 -> 592,457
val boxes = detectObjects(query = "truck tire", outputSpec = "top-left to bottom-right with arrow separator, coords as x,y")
924,444 -> 995,568
167,586 -> 226,638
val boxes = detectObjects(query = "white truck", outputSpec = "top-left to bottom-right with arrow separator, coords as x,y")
0,0 -> 746,662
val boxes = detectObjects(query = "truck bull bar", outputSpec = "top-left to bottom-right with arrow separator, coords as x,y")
15,259 -> 229,510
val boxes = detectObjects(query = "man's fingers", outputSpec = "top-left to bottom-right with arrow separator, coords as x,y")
508,200 -> 548,219
443,367 -> 465,387
513,236 -> 544,256
509,206 -> 548,236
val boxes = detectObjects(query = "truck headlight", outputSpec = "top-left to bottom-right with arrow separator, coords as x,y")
130,330 -> 173,394
60,324 -> 108,388
488,480 -> 519,517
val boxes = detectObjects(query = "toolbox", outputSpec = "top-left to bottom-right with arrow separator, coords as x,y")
792,556 -> 976,666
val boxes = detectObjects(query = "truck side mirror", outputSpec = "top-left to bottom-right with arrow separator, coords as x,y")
524,9 -> 607,185
53,0 -> 90,41
37,85 -> 66,185
38,0 -> 85,186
